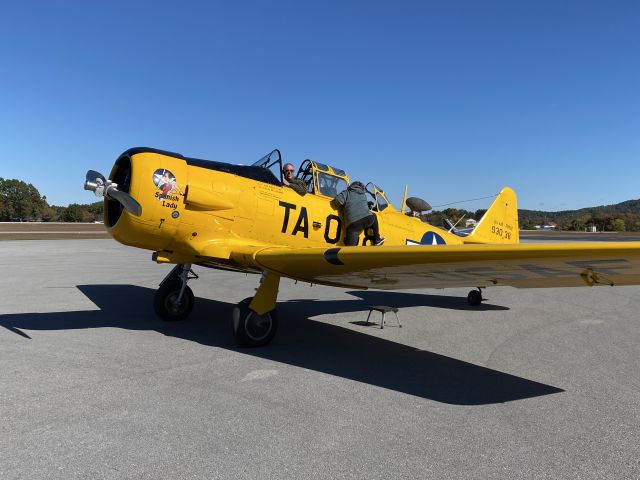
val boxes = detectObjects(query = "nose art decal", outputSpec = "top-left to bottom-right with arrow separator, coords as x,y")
152,169 -> 183,200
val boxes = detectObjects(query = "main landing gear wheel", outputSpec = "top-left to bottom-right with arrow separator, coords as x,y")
154,281 -> 195,321
467,289 -> 483,306
232,297 -> 278,347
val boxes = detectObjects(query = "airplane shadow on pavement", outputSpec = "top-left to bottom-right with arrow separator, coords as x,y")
0,284 -> 562,405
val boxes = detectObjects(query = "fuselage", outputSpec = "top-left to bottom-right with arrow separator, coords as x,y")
105,148 -> 467,269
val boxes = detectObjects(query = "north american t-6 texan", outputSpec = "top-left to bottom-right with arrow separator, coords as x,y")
84,147 -> 640,347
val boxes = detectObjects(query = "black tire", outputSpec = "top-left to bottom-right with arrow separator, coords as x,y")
153,281 -> 195,321
467,289 -> 483,306
232,297 -> 278,347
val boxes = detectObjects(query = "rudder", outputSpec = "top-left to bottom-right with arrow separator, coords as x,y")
464,187 -> 519,244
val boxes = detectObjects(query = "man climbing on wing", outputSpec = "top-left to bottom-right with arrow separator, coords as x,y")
333,181 -> 385,246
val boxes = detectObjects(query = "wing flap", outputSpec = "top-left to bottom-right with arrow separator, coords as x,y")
252,242 -> 640,290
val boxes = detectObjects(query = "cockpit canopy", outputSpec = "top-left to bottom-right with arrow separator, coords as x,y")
251,150 -> 396,209
365,182 -> 395,212
296,159 -> 349,198
251,150 -> 350,198
251,149 -> 283,181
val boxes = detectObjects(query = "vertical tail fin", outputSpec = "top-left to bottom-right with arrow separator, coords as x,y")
464,187 -> 519,244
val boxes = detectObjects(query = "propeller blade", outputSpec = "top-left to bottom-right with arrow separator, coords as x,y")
84,170 -> 106,195
107,188 -> 143,217
84,169 -> 141,216
86,170 -> 106,183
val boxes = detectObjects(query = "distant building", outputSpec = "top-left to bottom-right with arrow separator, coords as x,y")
465,219 -> 477,228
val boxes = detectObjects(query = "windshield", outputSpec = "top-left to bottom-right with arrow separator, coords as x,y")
365,182 -> 391,211
298,160 -> 314,193
317,172 -> 347,198
251,149 -> 282,181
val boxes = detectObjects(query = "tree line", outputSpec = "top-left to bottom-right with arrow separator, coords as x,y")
421,204 -> 640,232
0,178 -> 103,222
2,176 -> 640,230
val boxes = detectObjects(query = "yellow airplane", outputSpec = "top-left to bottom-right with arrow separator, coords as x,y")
84,147 -> 640,346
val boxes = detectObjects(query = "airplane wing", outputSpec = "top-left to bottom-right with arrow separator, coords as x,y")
247,243 -> 640,290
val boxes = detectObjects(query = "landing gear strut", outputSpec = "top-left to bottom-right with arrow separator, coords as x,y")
232,298 -> 278,347
154,264 -> 198,321
152,265 -> 280,347
232,272 -> 280,347
467,287 -> 483,306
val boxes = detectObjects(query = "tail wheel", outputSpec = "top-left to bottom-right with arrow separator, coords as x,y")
153,281 -> 195,321
467,289 -> 483,306
232,297 -> 278,347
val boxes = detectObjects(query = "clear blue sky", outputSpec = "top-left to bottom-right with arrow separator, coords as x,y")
1,0 -> 639,212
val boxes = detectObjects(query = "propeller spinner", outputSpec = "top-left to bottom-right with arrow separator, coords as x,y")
84,170 -> 142,217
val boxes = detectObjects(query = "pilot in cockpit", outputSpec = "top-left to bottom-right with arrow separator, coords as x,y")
282,163 -> 307,195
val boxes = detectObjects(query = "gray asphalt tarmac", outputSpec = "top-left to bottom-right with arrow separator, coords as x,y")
2,240 -> 640,479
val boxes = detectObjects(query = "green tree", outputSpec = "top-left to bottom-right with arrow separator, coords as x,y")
87,201 -> 104,221
0,177 -> 48,220
61,204 -> 86,222
592,214 -> 610,232
610,218 -> 626,232
40,205 -> 58,222
474,209 -> 487,220
625,216 -> 640,231
569,219 -> 586,231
